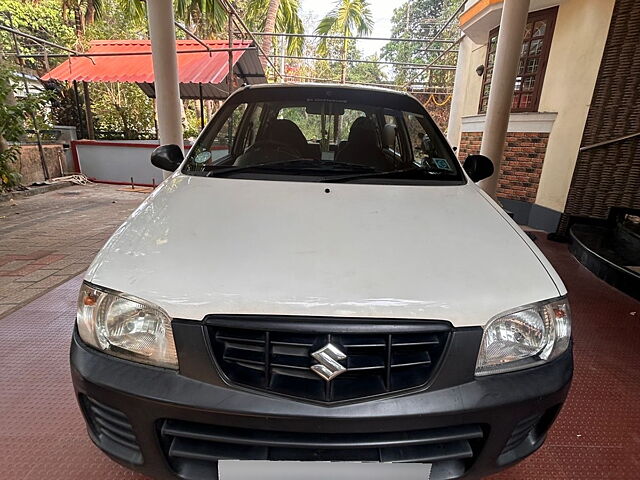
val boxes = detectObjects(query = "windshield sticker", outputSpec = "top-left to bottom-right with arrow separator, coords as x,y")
433,158 -> 451,170
194,151 -> 212,164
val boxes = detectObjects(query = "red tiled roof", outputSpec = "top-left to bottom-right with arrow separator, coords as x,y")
41,39 -> 253,84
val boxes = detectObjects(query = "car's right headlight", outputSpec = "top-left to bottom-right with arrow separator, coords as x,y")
76,282 -> 178,369
475,297 -> 571,376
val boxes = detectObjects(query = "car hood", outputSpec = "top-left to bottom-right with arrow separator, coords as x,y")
86,174 -> 564,328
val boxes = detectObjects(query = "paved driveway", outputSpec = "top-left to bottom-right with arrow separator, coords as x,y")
0,184 -> 145,318
1,185 -> 638,479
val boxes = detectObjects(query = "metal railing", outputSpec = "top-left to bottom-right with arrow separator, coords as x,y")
579,131 -> 640,152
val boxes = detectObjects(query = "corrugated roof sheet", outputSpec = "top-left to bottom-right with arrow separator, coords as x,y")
41,39 -> 260,85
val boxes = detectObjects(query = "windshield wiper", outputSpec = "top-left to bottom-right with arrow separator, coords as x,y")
203,159 -> 376,177
321,166 -> 455,183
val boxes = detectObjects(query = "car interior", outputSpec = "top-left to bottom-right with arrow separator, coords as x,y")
187,98 -> 458,177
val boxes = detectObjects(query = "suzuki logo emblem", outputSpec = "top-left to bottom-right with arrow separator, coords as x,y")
311,343 -> 347,381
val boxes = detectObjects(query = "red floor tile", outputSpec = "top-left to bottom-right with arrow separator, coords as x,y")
0,236 -> 638,479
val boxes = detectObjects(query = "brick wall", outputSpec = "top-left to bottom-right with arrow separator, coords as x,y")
459,131 -> 549,203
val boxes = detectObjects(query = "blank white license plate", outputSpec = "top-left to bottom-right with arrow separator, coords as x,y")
218,461 -> 432,480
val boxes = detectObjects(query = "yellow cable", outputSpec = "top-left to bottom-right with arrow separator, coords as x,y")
432,94 -> 452,107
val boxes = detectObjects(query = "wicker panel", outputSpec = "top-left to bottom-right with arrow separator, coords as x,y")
559,0 -> 640,234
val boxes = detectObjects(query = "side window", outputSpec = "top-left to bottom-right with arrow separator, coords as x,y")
209,103 -> 247,161
188,103 -> 247,166
404,112 -> 431,164
383,114 -> 401,152
403,112 -> 456,172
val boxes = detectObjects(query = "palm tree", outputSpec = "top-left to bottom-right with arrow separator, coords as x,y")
315,0 -> 373,83
116,0 -> 227,36
84,0 -> 102,25
117,0 -> 303,55
173,0 -> 227,36
245,0 -> 305,56
261,0 -> 281,63
60,0 -> 103,34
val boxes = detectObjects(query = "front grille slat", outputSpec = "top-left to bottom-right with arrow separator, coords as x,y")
160,419 -> 484,479
208,320 -> 450,403
501,414 -> 541,453
162,420 -> 482,449
93,416 -> 138,443
380,441 -> 474,463
169,437 -> 268,461
81,396 -> 143,465
271,366 -> 322,380
89,406 -> 133,430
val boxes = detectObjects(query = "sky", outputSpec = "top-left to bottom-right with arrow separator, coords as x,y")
299,0 -> 407,58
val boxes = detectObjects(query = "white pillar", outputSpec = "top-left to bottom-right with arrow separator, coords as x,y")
447,35 -> 472,150
479,0 -> 530,198
147,0 -> 183,155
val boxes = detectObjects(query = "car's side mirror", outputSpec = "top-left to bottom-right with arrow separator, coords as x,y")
151,144 -> 184,172
463,154 -> 494,182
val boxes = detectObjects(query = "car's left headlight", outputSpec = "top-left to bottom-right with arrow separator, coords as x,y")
475,297 -> 571,376
76,282 -> 178,369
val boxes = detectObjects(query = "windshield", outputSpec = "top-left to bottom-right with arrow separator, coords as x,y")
184,87 -> 463,184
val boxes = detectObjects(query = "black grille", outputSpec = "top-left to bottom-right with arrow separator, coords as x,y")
160,419 -> 484,480
81,395 -> 143,465
206,317 -> 450,402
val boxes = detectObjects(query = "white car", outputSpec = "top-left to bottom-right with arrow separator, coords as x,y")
72,84 -> 572,480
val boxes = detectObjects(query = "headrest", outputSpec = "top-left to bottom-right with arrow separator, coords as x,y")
347,117 -> 378,146
382,123 -> 396,148
266,119 -> 308,152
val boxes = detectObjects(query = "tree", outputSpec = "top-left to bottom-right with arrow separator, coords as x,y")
0,0 -> 76,70
382,0 -> 458,85
84,0 -> 103,25
261,0 -> 280,64
80,0 -> 155,138
244,0 -> 305,56
347,54 -> 386,84
0,62 -> 50,191
59,0 -> 104,34
315,0 -> 373,83
173,0 -> 227,37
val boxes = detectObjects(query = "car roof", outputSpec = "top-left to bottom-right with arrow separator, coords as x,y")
230,82 -> 427,114
236,81 -> 416,98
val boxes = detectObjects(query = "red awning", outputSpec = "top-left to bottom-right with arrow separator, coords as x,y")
41,40 -> 265,98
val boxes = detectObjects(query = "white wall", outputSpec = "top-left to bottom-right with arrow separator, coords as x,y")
455,0 -> 616,214
534,0 -> 616,211
75,141 -> 168,186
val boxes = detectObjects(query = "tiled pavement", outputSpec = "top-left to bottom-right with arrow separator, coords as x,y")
1,184 -> 640,479
0,184 -> 146,318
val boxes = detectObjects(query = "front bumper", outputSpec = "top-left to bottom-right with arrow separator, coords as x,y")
70,328 -> 572,480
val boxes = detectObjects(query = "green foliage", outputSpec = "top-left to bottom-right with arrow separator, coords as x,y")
0,0 -> 76,70
83,0 -> 147,41
90,82 -> 156,139
48,83 -> 83,131
315,0 -> 373,56
243,0 -> 305,55
347,54 -> 386,84
173,0 -> 228,37
382,0 -> 458,84
0,63 -> 50,191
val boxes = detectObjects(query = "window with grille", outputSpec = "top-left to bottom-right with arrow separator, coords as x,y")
479,7 -> 558,114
